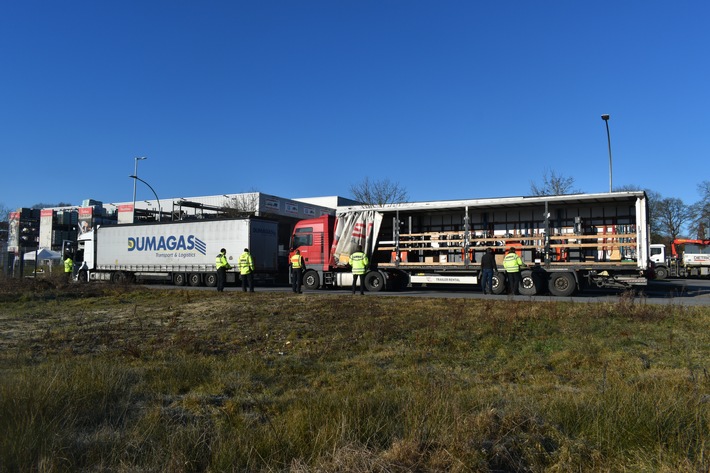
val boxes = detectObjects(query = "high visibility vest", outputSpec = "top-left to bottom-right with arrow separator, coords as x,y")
350,251 -> 368,275
291,254 -> 303,269
239,252 -> 254,274
215,254 -> 228,269
64,258 -> 73,273
503,252 -> 523,273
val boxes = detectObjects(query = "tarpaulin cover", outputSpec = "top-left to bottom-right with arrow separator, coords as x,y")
331,210 -> 383,266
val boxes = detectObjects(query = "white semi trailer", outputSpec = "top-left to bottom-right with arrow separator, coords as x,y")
75,218 -> 279,286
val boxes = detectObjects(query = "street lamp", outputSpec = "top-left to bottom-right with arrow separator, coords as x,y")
129,175 -> 162,222
601,114 -> 612,192
132,157 -> 147,223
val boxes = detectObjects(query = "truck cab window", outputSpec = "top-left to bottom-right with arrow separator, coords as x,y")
292,227 -> 313,248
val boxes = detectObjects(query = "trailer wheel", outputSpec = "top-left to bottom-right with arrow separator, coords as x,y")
654,266 -> 668,280
549,272 -> 576,297
491,272 -> 506,294
173,273 -> 187,286
204,273 -> 217,287
188,273 -> 202,287
364,271 -> 385,292
111,271 -> 131,284
303,270 -> 320,290
519,270 -> 542,296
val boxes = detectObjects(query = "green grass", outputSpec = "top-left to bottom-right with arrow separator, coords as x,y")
0,275 -> 708,472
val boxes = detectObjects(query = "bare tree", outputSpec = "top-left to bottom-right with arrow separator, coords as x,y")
655,197 -> 691,241
0,203 -> 9,222
688,181 -> 710,239
529,169 -> 580,196
223,192 -> 260,218
349,177 -> 408,206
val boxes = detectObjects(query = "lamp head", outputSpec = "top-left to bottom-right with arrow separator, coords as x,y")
601,114 -> 610,121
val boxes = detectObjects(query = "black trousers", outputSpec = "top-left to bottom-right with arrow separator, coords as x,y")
508,271 -> 522,295
241,273 -> 254,292
216,267 -> 226,292
291,268 -> 303,293
352,274 -> 365,294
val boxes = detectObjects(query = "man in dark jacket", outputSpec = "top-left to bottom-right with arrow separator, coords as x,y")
480,247 -> 497,294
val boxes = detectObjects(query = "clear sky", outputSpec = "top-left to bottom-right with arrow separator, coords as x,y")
2,1 -> 709,212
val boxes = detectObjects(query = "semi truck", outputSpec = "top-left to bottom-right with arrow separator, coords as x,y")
289,191 -> 652,296
649,239 -> 710,279
75,218 -> 279,286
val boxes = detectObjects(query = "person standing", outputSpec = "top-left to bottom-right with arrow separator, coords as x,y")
290,249 -> 306,293
350,245 -> 368,295
480,247 -> 497,294
215,248 -> 231,292
239,248 -> 255,292
503,247 -> 525,295
64,254 -> 74,282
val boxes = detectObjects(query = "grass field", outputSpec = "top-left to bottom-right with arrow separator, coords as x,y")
0,275 -> 708,472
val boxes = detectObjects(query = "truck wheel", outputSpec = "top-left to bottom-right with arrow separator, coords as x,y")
204,273 -> 217,287
77,270 -> 88,283
303,270 -> 320,290
188,273 -> 202,287
173,273 -> 187,286
365,271 -> 385,292
491,272 -> 506,294
654,266 -> 668,280
519,270 -> 542,296
549,272 -> 576,297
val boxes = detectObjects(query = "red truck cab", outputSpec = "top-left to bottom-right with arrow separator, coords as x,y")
289,215 -> 336,271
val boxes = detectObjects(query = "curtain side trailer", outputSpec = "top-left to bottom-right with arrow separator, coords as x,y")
76,218 -> 279,286
290,192 -> 652,296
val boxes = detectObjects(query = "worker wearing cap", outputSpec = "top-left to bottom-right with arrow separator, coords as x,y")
350,245 -> 369,295
215,248 -> 231,292
290,249 -> 306,293
503,247 -> 525,295
64,254 -> 74,282
239,248 -> 255,292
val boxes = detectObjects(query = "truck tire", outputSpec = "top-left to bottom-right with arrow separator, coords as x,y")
173,273 -> 187,286
188,273 -> 202,287
303,270 -> 320,290
548,272 -> 576,297
204,273 -> 217,287
519,270 -> 542,296
364,271 -> 385,292
654,266 -> 668,280
77,270 -> 88,283
491,272 -> 506,294
111,271 -> 132,284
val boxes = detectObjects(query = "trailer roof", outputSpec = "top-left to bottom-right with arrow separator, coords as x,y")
336,191 -> 646,215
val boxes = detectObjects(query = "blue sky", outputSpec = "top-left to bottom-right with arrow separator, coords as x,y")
2,1 -> 709,213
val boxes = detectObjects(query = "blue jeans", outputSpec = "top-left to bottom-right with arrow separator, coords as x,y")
481,269 -> 494,293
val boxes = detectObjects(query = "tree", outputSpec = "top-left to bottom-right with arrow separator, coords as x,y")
223,192 -> 260,218
655,197 -> 691,242
0,203 -> 9,222
529,169 -> 580,196
349,177 -> 408,206
688,181 -> 710,239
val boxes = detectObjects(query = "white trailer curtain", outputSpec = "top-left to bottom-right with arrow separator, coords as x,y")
331,210 -> 383,266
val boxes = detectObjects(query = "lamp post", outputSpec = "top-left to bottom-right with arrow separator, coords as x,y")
129,175 -> 162,221
601,114 -> 612,192
132,157 -> 147,223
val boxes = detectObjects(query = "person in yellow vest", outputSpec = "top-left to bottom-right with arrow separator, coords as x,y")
350,245 -> 369,295
64,254 -> 74,282
239,248 -> 255,292
290,249 -> 306,293
503,247 -> 525,295
215,248 -> 231,292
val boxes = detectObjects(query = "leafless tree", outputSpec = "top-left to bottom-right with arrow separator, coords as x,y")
0,203 -> 10,222
529,169 -> 580,196
349,177 -> 408,206
688,181 -> 710,239
223,192 -> 260,218
655,197 -> 691,241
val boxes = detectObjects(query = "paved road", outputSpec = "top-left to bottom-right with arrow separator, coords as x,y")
146,279 -> 710,306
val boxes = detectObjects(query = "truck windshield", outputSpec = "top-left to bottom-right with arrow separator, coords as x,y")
292,227 -> 313,248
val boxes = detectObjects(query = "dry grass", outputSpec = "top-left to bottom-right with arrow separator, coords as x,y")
0,276 -> 708,472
